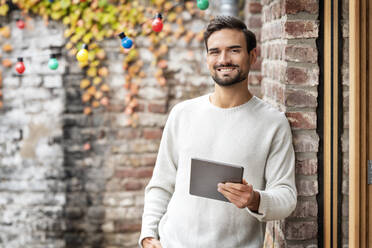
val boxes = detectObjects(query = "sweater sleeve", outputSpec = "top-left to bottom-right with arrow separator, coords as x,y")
247,113 -> 297,221
139,107 -> 179,247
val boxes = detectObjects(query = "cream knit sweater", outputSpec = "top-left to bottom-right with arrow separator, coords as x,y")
140,93 -> 297,248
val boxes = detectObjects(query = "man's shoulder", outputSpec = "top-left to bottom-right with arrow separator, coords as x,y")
169,94 -> 207,115
252,97 -> 289,127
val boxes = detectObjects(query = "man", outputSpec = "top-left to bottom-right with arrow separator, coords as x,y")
140,15 -> 297,248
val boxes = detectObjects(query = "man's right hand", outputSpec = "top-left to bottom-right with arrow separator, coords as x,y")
142,237 -> 162,248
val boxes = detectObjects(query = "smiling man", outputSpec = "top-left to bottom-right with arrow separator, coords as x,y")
140,16 -> 297,248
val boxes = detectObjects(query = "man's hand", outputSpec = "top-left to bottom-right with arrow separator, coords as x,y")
217,179 -> 260,211
142,237 -> 162,248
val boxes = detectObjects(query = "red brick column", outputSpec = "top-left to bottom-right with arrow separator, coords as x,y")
245,0 -> 263,97
246,0 -> 320,247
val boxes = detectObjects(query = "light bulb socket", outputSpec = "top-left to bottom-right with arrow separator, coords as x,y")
118,32 -> 126,39
155,13 -> 162,19
50,54 -> 57,58
81,44 -> 88,50
17,57 -> 23,62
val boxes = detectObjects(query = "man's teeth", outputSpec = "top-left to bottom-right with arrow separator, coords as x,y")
218,68 -> 234,72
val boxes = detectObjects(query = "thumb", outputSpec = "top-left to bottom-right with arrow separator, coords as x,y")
242,179 -> 248,185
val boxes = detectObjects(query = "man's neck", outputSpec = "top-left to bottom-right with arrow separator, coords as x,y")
210,81 -> 253,109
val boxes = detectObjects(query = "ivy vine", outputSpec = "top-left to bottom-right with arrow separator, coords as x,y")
0,0 -> 207,127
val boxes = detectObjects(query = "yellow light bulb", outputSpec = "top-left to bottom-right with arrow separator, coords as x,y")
76,44 -> 89,62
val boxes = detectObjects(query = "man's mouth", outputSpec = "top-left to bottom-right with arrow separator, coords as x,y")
216,67 -> 237,72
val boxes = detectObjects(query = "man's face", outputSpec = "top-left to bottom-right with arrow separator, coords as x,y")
206,28 -> 254,87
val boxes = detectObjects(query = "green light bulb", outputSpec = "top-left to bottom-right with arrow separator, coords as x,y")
48,55 -> 59,70
197,0 -> 209,10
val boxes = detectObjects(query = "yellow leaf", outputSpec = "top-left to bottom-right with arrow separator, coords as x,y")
93,77 -> 102,85
94,91 -> 103,99
157,77 -> 166,86
92,100 -> 100,108
2,44 -> 12,52
87,67 -> 97,77
100,84 -> 110,92
2,59 -> 12,67
0,26 -> 11,38
98,67 -> 108,77
100,97 -> 109,106
84,107 -> 92,115
87,86 -> 97,95
167,12 -> 177,23
80,79 -> 90,89
82,92 -> 91,102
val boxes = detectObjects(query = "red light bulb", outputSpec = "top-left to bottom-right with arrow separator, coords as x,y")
16,19 -> 26,30
15,57 -> 25,74
152,13 -> 163,32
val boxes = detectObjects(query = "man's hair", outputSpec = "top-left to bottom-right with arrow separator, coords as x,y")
203,15 -> 257,53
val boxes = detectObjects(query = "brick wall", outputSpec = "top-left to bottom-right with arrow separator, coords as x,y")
0,8 -> 213,247
247,0 -> 320,247
245,0 -> 263,98
0,14 -> 66,247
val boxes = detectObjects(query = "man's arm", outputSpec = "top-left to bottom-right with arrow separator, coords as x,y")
139,107 -> 179,247
250,114 -> 297,221
218,113 -> 297,221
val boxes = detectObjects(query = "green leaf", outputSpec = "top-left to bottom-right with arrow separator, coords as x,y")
60,0 -> 71,9
0,4 -> 9,16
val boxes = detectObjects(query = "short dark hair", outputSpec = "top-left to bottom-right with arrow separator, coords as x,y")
204,15 -> 257,53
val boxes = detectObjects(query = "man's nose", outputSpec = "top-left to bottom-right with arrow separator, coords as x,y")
217,51 -> 231,64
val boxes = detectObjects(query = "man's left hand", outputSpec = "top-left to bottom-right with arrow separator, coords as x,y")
217,179 -> 260,211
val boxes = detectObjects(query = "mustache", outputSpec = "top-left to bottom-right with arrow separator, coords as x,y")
213,63 -> 239,69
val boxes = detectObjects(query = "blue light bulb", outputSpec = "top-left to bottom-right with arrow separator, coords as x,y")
118,32 -> 133,49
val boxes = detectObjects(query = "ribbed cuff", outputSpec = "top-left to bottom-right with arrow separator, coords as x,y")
138,230 -> 158,248
246,190 -> 268,222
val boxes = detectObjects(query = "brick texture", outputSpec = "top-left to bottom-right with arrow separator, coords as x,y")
251,0 -> 320,247
0,9 -> 213,248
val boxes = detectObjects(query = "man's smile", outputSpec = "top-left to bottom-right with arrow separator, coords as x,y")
217,67 -> 235,72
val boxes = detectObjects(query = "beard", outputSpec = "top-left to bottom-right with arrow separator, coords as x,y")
211,64 -> 248,87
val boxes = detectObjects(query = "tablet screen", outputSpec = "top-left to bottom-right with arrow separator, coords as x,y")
189,158 -> 244,202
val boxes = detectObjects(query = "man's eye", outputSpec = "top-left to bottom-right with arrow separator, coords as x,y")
231,49 -> 240,53
209,51 -> 218,55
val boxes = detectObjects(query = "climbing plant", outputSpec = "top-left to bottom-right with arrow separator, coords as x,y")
0,0 -> 207,127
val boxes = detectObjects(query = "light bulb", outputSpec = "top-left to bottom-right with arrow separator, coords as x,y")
15,57 -> 25,74
152,13 -> 163,32
76,44 -> 89,62
118,32 -> 133,49
16,19 -> 26,29
48,54 -> 59,70
197,0 -> 209,10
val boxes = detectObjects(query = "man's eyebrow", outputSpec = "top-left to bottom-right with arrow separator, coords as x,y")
208,48 -> 219,52
208,45 -> 243,52
228,45 -> 243,49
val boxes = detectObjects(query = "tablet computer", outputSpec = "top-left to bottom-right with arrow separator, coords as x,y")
189,158 -> 244,202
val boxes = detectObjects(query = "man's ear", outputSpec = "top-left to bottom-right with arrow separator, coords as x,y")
249,47 -> 257,66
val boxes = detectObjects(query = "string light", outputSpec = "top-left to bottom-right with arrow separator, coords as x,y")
48,54 -> 59,70
16,19 -> 26,29
197,0 -> 209,10
152,13 -> 163,32
15,57 -> 25,74
118,32 -> 133,49
76,44 -> 88,62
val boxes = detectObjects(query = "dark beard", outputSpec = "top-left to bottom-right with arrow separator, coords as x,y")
211,63 -> 248,86
211,70 -> 248,87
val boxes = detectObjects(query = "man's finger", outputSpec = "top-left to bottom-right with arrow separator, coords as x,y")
223,182 -> 250,191
220,184 -> 248,197
218,187 -> 248,208
218,187 -> 241,201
